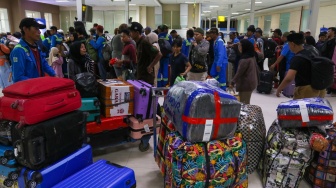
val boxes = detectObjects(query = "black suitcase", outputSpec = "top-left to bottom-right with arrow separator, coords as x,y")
257,70 -> 273,94
88,128 -> 129,149
11,110 -> 87,170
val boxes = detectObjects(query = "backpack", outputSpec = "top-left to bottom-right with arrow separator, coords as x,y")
261,38 -> 278,58
85,39 -> 98,62
158,38 -> 172,57
297,54 -> 335,90
102,36 -> 112,61
254,42 -> 264,62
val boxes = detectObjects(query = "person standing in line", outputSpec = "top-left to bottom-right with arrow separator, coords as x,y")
157,24 -> 173,87
209,27 -> 228,90
49,26 -> 63,49
10,18 -> 55,83
90,25 -> 107,80
187,28 -> 209,81
181,29 -> 194,58
146,32 -> 161,87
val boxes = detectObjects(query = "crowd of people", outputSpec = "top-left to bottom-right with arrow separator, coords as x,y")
0,17 -> 335,104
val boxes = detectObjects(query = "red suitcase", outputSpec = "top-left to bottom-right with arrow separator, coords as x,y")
86,116 -> 128,134
0,77 -> 81,126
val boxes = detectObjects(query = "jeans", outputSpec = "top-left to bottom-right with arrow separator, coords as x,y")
98,58 -> 107,80
0,62 -> 13,89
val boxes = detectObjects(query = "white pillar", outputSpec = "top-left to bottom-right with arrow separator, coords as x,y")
208,18 -> 211,30
250,0 -> 255,26
216,11 -> 219,28
308,0 -> 320,38
76,0 -> 84,21
227,4 -> 232,35
125,0 -> 129,24
180,4 -> 188,29
155,6 -> 162,28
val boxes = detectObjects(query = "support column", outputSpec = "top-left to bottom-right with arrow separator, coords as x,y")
216,11 -> 218,28
308,0 -> 320,37
250,0 -> 255,26
227,4 -> 232,35
76,0 -> 84,21
155,6 -> 162,28
180,4 -> 188,28
208,18 -> 211,30
125,0 -> 129,24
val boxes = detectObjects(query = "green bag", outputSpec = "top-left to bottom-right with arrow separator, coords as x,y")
174,76 -> 185,84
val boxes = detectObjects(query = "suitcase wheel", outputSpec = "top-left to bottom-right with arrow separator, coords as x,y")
27,180 -> 37,188
138,141 -> 149,152
8,171 -> 18,181
0,157 -> 7,165
3,179 -> 13,187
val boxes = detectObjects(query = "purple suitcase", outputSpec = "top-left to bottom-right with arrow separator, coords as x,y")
282,72 -> 295,98
127,80 -> 157,120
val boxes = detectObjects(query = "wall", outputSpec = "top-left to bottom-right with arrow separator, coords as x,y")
146,7 -> 155,29
139,6 -> 147,27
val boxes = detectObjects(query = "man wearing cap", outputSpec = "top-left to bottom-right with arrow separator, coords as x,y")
49,26 -> 63,49
272,29 -> 283,45
10,18 -> 55,83
255,28 -> 265,70
157,24 -> 173,87
188,27 -> 209,81
209,27 -> 227,90
270,32 -> 295,84
276,33 -> 325,99
90,25 -> 107,80
129,22 -> 162,85
304,29 -> 311,37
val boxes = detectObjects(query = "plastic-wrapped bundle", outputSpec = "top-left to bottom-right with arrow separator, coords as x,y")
237,104 -> 266,174
163,81 -> 241,142
277,98 -> 333,128
260,120 -> 314,188
204,78 -> 220,88
164,131 -> 247,188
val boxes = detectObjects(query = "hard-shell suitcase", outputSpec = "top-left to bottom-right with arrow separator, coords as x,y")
282,72 -> 295,98
79,97 -> 100,123
128,115 -> 161,139
0,165 -> 20,188
257,70 -> 273,94
127,80 -> 157,120
53,159 -> 136,188
0,77 -> 81,126
86,116 -> 127,134
18,145 -> 93,188
0,121 -> 15,146
0,145 -> 15,167
11,110 -> 87,170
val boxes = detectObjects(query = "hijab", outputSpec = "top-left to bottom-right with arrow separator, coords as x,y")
48,47 -> 59,66
146,32 -> 158,44
69,41 -> 86,71
240,39 -> 255,59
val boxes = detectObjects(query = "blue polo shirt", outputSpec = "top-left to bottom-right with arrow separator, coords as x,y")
281,42 -> 295,71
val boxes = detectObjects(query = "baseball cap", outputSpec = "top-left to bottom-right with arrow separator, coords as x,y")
96,25 -> 104,33
19,18 -> 46,30
272,28 -> 282,36
129,22 -> 143,33
305,29 -> 311,33
194,27 -> 205,35
159,24 -> 168,30
282,32 -> 290,37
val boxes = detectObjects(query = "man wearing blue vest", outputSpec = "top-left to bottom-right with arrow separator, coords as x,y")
42,30 -> 51,57
182,29 -> 194,57
10,18 -> 55,83
157,24 -> 173,87
50,26 -> 63,49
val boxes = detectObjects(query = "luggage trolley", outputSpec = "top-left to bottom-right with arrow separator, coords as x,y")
151,87 -> 170,159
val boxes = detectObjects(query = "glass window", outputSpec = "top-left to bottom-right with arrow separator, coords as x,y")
244,19 -> 249,32
172,11 -> 180,29
60,11 -> 71,33
25,10 -> 41,18
300,9 -> 309,31
264,15 -> 272,37
279,12 -> 290,32
44,13 -> 53,29
254,17 -> 259,28
0,8 -> 10,33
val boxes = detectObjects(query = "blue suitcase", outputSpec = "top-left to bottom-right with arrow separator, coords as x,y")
18,145 -> 93,188
79,97 -> 101,123
0,145 -> 15,166
0,165 -> 20,187
53,160 -> 136,188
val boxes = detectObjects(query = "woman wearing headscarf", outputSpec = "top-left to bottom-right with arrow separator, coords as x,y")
48,47 -> 63,78
229,39 -> 259,104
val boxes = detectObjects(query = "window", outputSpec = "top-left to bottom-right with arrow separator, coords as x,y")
163,11 -> 181,29
44,13 -> 53,29
25,10 -> 41,18
300,9 -> 309,31
279,12 -> 290,33
264,15 -> 272,37
0,8 -> 10,33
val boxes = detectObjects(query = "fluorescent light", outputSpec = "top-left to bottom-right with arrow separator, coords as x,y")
203,11 -> 211,13
256,1 -> 262,3
185,1 -> 195,3
129,3 -> 136,6
209,5 -> 219,8
232,13 -> 239,14
245,8 -> 251,10
56,0 -> 69,2
114,0 -> 125,1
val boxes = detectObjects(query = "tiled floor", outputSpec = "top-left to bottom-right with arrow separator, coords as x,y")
92,91 -> 336,188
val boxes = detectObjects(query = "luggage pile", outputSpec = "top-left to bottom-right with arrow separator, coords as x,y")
84,79 -> 160,151
155,81 -> 250,188
0,77 -> 92,187
259,97 -> 334,188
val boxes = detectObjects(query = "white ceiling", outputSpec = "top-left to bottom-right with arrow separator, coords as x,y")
29,0 -> 335,18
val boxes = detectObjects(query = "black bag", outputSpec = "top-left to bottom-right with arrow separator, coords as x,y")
102,35 -> 112,61
158,38 -> 172,57
0,120 -> 15,146
297,54 -> 334,90
11,110 -> 87,170
75,72 -> 98,98
261,38 -> 278,58
257,70 -> 273,94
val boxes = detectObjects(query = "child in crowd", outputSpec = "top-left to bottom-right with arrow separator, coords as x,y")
49,47 -> 64,78
169,39 -> 191,86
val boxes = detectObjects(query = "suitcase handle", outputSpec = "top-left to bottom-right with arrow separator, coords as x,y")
44,99 -> 66,112
13,140 -> 24,160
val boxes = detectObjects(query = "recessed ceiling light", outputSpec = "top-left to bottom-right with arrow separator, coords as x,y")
232,13 -> 239,14
203,11 -> 211,13
129,3 -> 136,6
256,1 -> 262,3
114,0 -> 125,1
245,8 -> 251,10
185,1 -> 195,3
56,0 -> 69,2
209,5 -> 219,8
